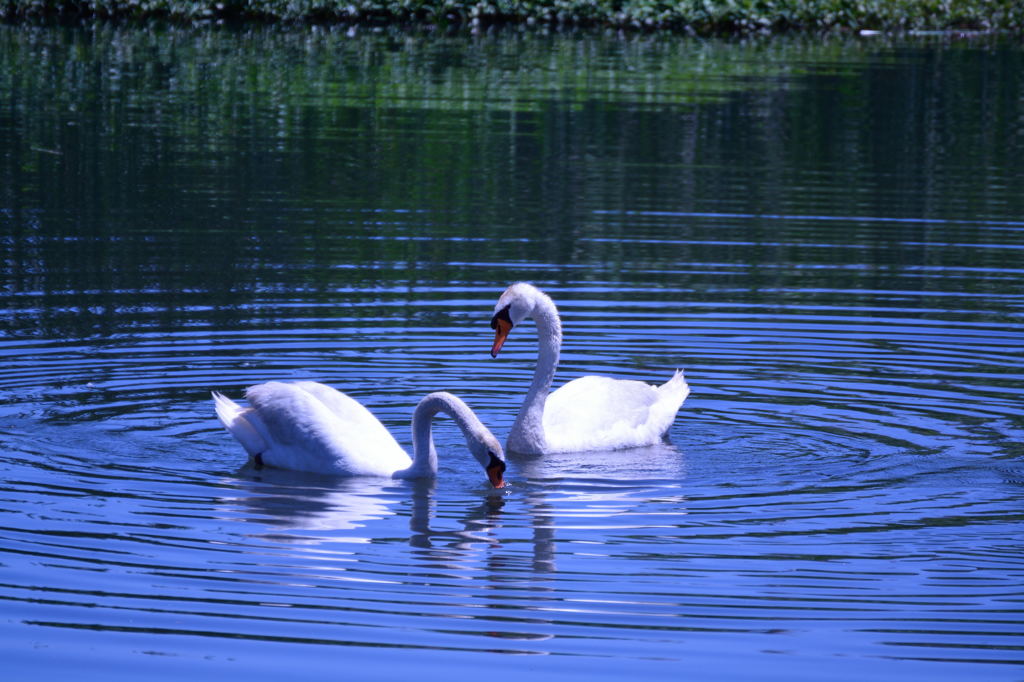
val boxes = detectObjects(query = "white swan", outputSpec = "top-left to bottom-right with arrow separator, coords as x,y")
212,381 -> 506,487
489,282 -> 689,455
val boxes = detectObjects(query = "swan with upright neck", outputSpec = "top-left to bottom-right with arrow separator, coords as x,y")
490,282 -> 689,455
213,381 -> 506,487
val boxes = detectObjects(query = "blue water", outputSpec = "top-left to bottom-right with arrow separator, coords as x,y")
1,25 -> 1023,681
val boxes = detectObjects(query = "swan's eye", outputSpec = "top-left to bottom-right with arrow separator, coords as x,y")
490,305 -> 512,330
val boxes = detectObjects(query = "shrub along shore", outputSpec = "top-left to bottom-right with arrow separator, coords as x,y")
4,0 -> 1023,33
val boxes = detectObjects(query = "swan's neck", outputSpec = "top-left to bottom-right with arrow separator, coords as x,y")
409,393 -> 487,476
510,294 -> 561,453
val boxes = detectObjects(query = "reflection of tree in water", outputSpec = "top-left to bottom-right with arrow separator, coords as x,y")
4,29 -> 1021,342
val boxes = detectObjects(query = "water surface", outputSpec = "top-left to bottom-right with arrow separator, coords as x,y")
1,25 -> 1023,681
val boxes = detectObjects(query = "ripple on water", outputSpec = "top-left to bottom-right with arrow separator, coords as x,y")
1,231 -> 1022,679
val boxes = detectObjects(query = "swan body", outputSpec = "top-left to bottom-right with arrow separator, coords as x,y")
213,381 -> 506,487
490,282 -> 689,455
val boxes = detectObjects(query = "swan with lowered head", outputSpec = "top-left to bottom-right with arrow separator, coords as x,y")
490,282 -> 689,455
213,381 -> 506,487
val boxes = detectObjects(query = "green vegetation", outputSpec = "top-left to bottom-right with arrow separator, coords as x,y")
4,0 -> 1023,33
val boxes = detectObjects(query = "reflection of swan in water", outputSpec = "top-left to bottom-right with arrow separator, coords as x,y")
226,470 -> 404,537
223,444 -> 688,651
213,382 -> 506,487
489,282 -> 690,455
407,483 -> 506,551
225,468 -> 506,550
512,441 -> 687,488
511,442 -> 688,571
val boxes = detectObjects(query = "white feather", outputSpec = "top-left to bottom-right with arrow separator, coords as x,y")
212,382 -> 506,487
492,282 -> 689,455
212,391 -> 267,458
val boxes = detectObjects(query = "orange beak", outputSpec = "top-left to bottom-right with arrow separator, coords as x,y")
486,462 -> 506,488
485,453 -> 506,488
491,317 -> 512,358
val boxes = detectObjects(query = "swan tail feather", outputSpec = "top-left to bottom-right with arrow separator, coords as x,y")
212,391 -> 267,458
647,370 -> 689,441
663,366 -> 688,403
658,369 -> 690,400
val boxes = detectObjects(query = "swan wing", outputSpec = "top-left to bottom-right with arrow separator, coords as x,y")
543,371 -> 689,452
243,382 -> 411,476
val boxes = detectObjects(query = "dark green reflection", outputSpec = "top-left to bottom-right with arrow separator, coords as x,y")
1,26 -> 1022,339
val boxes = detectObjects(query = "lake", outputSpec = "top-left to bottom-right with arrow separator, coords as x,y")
1,23 -> 1022,681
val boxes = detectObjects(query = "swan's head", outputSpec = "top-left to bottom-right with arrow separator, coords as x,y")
490,282 -> 551,357
418,391 -> 507,488
470,431 -> 507,489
